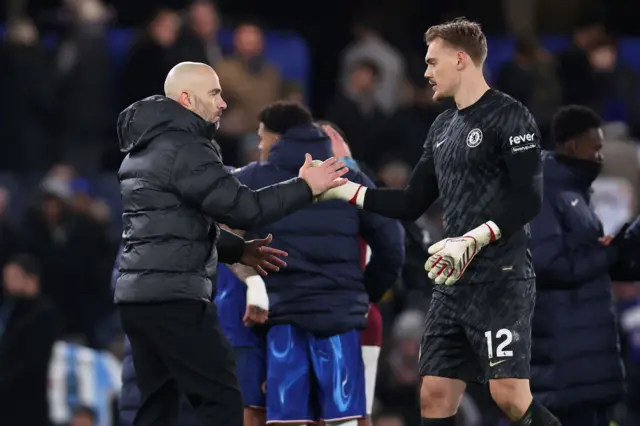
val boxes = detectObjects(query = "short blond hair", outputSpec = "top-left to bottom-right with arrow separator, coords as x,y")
425,18 -> 488,65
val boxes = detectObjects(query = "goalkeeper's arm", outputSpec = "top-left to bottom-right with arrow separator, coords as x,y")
315,152 -> 440,221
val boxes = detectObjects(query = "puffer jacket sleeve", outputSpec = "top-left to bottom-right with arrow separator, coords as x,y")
217,229 -> 245,264
171,138 -> 313,229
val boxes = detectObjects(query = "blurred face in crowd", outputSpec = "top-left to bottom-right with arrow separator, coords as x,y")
0,187 -> 9,217
49,164 -> 76,182
233,24 -> 264,59
424,37 -> 467,101
149,10 -> 181,47
348,64 -> 377,94
41,195 -> 65,225
189,1 -> 219,39
257,122 -> 279,161
565,128 -> 604,163
374,415 -> 406,426
6,18 -> 38,46
589,44 -> 617,72
3,263 -> 37,297
379,162 -> 410,189
574,24 -> 605,50
70,412 -> 95,426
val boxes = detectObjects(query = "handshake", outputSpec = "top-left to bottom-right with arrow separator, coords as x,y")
297,154 -> 367,208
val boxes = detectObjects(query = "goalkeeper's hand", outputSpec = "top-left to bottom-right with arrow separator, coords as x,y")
310,160 -> 366,207
244,275 -> 269,326
424,221 -> 501,285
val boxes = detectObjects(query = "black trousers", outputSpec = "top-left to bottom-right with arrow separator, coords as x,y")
552,404 -> 612,426
119,300 -> 243,426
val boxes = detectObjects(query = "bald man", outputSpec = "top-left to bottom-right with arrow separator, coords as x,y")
114,62 -> 348,426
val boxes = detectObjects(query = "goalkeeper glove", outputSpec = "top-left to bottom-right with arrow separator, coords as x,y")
244,275 -> 269,326
310,160 -> 367,207
424,221 -> 501,286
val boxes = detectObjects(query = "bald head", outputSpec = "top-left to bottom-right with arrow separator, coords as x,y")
164,62 -> 227,123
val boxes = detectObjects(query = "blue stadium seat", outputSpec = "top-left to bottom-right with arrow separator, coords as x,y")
108,27 -> 138,70
618,38 -> 640,73
481,35 -> 640,79
0,24 -> 311,101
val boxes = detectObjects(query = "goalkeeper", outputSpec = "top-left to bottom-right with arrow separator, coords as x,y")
314,18 -> 555,426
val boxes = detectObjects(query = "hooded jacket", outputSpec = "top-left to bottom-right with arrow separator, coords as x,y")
114,95 -> 313,303
234,124 -> 404,336
529,152 -> 624,409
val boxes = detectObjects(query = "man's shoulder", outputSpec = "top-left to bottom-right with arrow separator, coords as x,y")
233,161 -> 261,176
490,90 -> 532,120
434,108 -> 457,125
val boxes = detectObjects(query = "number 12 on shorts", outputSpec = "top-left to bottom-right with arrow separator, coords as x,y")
484,329 -> 513,359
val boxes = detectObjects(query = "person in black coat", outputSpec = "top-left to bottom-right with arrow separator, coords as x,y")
529,106 -> 627,425
0,254 -> 60,426
114,61 -> 349,426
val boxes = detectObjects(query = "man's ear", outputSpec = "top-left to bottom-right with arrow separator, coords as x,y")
179,91 -> 191,109
456,51 -> 466,70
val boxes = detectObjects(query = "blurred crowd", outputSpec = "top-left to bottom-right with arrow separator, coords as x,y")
1,0 -> 640,425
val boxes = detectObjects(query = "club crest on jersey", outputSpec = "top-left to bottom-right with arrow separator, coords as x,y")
466,128 -> 483,148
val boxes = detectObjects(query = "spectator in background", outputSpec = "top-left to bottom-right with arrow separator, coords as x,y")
496,36 -> 562,141
176,0 -> 223,65
557,18 -> 605,105
374,413 -> 406,426
618,284 -> 640,426
69,406 -> 98,426
281,81 -> 305,104
377,161 -> 432,314
0,187 -> 23,270
48,339 -> 122,426
529,106 -> 625,425
325,59 -> 388,170
120,8 -> 181,109
340,13 -> 406,114
55,0 -> 113,176
216,21 -> 284,165
375,310 -> 422,426
587,37 -> 640,136
23,167 -> 113,346
0,255 -> 60,426
0,18 -> 55,175
384,81 -> 445,168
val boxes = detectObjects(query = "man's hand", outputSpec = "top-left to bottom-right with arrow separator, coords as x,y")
321,124 -> 352,158
309,160 -> 367,208
424,222 -> 501,285
299,154 -> 349,196
599,235 -> 613,246
240,234 -> 288,276
244,275 -> 269,326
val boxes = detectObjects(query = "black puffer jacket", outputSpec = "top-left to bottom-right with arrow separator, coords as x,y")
114,95 -> 313,303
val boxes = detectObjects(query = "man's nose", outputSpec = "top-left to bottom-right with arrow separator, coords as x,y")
219,97 -> 227,110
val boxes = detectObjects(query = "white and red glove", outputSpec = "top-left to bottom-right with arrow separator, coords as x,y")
424,221 -> 501,286
310,160 -> 366,207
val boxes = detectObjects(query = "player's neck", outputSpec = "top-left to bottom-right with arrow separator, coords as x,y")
454,75 -> 490,110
